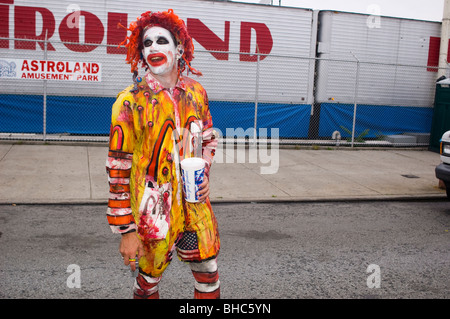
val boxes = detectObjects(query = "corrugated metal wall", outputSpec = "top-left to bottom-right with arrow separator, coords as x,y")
0,1 -> 445,142
0,0 -> 315,104
315,11 -> 441,107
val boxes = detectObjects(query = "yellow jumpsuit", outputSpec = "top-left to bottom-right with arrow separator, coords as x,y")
106,72 -> 220,278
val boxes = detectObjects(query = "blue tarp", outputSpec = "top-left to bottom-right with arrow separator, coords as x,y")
210,101 -> 311,138
0,94 -> 113,134
0,94 -> 311,138
0,94 -> 44,133
318,103 -> 434,138
0,95 -> 434,139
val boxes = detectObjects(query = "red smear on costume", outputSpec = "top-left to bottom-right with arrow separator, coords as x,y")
110,125 -> 124,150
118,9 -> 202,76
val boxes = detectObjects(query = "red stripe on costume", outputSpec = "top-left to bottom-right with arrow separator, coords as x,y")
107,214 -> 134,226
110,125 -> 124,150
147,119 -> 175,178
134,273 -> 160,299
108,150 -> 133,159
177,249 -> 201,261
192,270 -> 219,284
194,288 -> 220,299
108,199 -> 131,208
109,183 -> 131,193
108,169 -> 132,178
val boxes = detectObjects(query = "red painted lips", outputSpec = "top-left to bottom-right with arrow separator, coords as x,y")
147,53 -> 167,67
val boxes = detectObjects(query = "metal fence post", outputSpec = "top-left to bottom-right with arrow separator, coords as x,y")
253,48 -> 261,147
351,52 -> 360,148
43,32 -> 48,142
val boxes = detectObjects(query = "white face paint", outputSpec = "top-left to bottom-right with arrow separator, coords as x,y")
141,26 -> 182,76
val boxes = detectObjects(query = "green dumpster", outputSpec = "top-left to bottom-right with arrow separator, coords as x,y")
429,78 -> 450,153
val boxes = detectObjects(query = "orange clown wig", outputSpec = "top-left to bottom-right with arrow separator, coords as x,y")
119,9 -> 201,77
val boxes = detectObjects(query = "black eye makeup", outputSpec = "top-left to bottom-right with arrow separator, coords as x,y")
156,37 -> 169,45
143,39 -> 153,47
143,36 -> 170,47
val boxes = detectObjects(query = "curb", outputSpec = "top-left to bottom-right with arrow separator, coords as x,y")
1,193 -> 446,206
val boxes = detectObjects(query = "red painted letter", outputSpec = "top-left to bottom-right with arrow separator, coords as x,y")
59,10 -> 104,52
187,18 -> 230,60
427,36 -> 450,72
107,12 -> 127,54
0,1 -> 12,48
240,22 -> 273,62
14,6 -> 55,51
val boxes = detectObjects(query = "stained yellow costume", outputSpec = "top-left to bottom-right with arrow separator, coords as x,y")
106,72 -> 220,278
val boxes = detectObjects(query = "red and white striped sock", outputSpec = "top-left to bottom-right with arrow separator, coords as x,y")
133,272 -> 161,299
190,258 -> 220,299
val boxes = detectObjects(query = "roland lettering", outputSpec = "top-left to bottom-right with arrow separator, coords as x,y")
1,1 -> 273,60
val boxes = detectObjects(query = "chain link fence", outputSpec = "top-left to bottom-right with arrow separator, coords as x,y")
0,37 -> 447,147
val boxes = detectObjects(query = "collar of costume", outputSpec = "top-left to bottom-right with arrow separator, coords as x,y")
144,72 -> 186,94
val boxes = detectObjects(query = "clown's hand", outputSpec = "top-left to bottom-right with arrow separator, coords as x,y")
197,176 -> 210,203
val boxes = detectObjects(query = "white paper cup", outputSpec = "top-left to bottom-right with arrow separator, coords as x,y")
180,157 -> 205,203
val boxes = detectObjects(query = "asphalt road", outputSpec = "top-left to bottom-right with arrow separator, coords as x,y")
0,200 -> 449,299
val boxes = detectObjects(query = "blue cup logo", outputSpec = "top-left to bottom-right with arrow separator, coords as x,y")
181,158 -> 205,203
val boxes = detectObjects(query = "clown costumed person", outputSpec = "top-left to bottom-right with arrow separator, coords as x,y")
106,9 -> 220,299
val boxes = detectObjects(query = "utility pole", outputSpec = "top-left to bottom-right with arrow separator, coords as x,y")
438,0 -> 450,78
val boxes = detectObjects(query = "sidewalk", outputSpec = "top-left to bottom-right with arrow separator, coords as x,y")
0,142 -> 446,205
